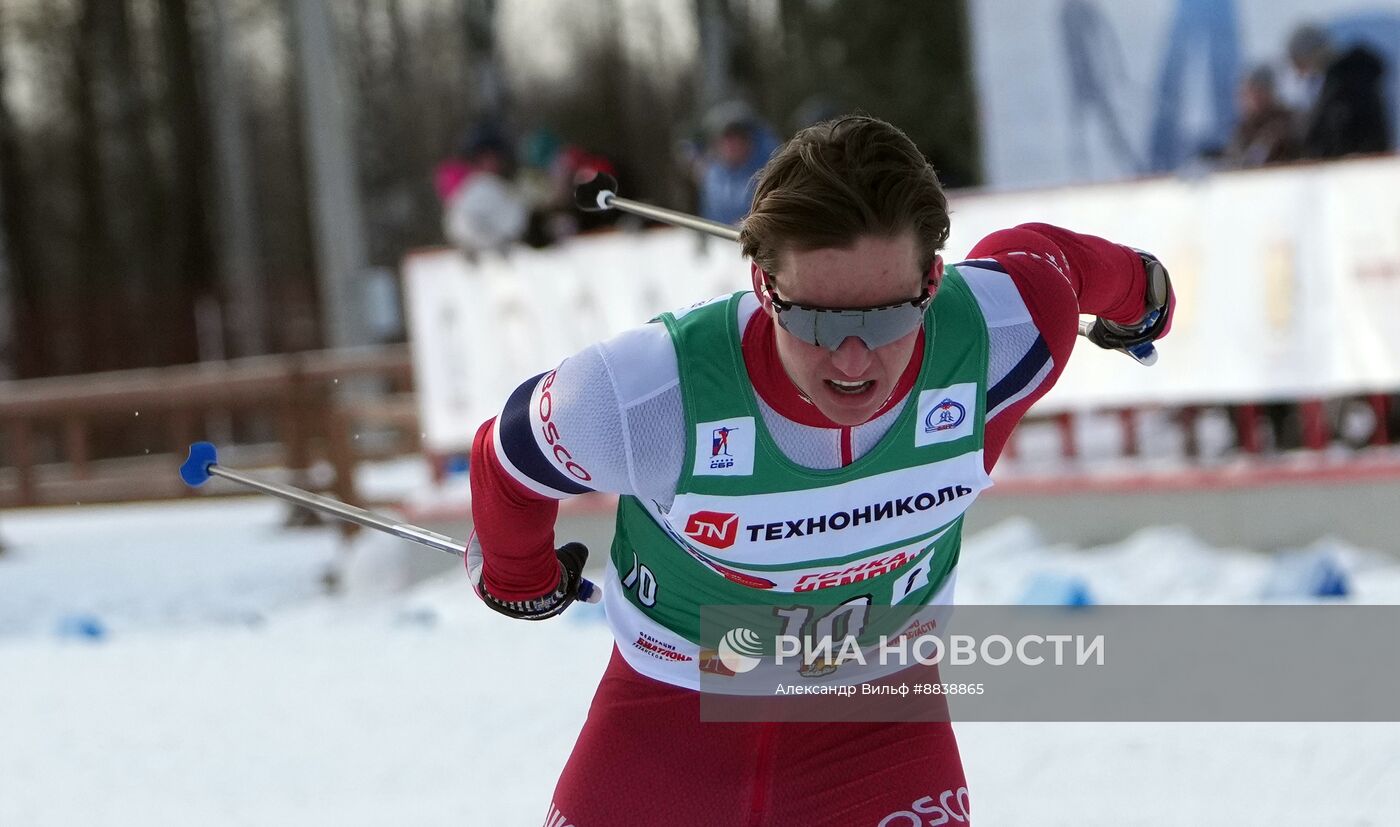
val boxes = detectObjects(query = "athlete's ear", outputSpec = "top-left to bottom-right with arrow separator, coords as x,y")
750,261 -> 774,313
927,255 -> 944,294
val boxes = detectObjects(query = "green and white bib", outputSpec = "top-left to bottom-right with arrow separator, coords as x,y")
602,269 -> 993,688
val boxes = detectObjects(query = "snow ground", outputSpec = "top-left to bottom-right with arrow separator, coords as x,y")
1,498 -> 1398,826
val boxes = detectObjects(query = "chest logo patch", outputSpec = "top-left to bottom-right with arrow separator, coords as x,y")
915,384 -> 977,447
693,417 -> 755,476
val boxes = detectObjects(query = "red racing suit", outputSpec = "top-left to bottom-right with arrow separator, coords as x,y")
469,224 -> 1166,826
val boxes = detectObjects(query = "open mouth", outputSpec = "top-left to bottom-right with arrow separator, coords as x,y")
825,378 -> 875,396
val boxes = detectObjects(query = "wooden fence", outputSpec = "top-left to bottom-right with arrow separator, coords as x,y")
0,346 -> 416,509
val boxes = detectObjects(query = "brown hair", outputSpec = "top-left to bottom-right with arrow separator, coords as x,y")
738,115 -> 950,279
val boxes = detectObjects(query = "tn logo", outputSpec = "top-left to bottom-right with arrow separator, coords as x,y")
683,510 -> 739,549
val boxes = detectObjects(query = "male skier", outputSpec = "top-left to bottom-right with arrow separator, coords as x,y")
466,116 -> 1172,825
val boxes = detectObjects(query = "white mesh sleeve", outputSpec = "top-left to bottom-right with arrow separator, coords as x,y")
493,318 -> 688,500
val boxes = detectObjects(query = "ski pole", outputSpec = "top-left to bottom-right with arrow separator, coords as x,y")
575,172 -> 1159,365
1078,319 -> 1158,366
575,171 -> 740,241
180,442 -> 600,601
180,441 -> 469,556
180,443 -> 598,602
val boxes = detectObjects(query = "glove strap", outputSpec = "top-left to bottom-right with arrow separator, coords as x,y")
478,562 -> 573,620
1089,253 -> 1170,350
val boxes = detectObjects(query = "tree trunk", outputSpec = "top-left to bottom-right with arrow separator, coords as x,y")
287,0 -> 370,349
157,0 -> 216,365
0,1 -> 41,378
68,1 -> 109,375
203,0 -> 268,357
461,0 -> 502,119
695,0 -> 733,114
80,0 -> 166,370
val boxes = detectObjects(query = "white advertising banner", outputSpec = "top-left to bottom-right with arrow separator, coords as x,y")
405,230 -> 748,453
406,159 -> 1400,453
942,156 -> 1400,409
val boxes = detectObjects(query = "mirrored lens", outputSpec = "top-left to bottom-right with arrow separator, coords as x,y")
776,304 -> 926,350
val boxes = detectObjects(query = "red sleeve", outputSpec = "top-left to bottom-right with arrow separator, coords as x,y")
968,223 -> 1160,471
469,417 -> 562,601
970,223 -> 1157,326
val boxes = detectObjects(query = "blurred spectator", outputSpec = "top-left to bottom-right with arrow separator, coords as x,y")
697,101 -> 780,226
557,145 -> 622,235
517,128 -> 567,247
1223,65 -> 1300,167
1288,24 -> 1392,159
515,129 -> 622,246
436,123 -> 528,255
517,129 -> 562,207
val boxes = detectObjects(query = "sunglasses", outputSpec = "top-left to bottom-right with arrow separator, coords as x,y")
758,269 -> 932,351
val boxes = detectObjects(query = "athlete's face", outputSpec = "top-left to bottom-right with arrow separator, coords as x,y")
754,232 -> 939,426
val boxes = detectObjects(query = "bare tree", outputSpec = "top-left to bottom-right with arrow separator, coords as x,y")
0,0 -> 981,385
157,0 -> 217,363
287,0 -> 371,349
0,0 -> 38,379
76,0 -> 167,370
695,0 -> 734,113
203,0 -> 268,357
461,0 -> 503,120
751,0 -> 979,185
